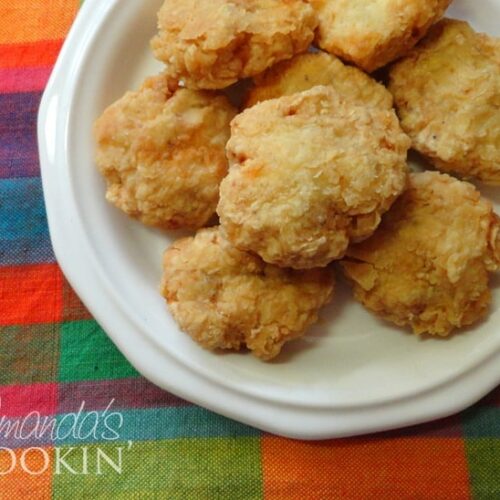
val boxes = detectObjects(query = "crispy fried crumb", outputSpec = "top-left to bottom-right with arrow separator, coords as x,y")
244,51 -> 393,109
218,86 -> 410,269
389,19 -> 500,185
161,227 -> 334,360
310,0 -> 451,72
151,0 -> 317,89
94,74 -> 236,229
341,171 -> 500,336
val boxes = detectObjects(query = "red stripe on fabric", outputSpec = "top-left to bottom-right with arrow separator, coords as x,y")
0,40 -> 63,69
0,264 -> 63,326
0,66 -> 52,93
374,414 -> 463,438
0,383 -> 58,417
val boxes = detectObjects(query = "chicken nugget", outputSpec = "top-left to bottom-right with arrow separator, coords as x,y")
217,86 -> 410,269
389,19 -> 500,185
244,51 -> 393,109
310,0 -> 451,72
341,172 -> 500,336
161,227 -> 334,360
151,0 -> 317,90
94,74 -> 236,230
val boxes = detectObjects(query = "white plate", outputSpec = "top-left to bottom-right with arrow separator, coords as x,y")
38,0 -> 500,439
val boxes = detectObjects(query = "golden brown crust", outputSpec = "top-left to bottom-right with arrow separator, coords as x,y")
161,227 -> 335,360
217,86 -> 410,269
389,19 -> 500,185
244,51 -> 393,109
151,0 -> 317,89
310,0 -> 451,72
341,172 -> 500,336
93,74 -> 236,229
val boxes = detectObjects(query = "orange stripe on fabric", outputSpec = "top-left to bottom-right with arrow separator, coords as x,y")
0,447 -> 53,499
0,264 -> 63,326
0,0 -> 79,44
0,40 -> 63,69
262,436 -> 471,500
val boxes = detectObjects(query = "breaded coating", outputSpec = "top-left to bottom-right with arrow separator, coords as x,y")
217,86 -> 410,270
341,172 -> 500,336
244,51 -> 393,109
310,0 -> 451,72
389,19 -> 500,185
151,0 -> 317,90
161,227 -> 334,360
94,74 -> 236,229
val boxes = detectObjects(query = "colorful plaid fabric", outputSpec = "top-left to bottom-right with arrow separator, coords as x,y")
1,2 -> 499,499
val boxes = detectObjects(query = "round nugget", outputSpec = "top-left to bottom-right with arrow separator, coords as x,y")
389,19 -> 500,185
244,51 -> 393,109
161,227 -> 334,360
217,86 -> 410,269
151,0 -> 317,90
310,0 -> 451,72
93,74 -> 236,229
341,172 -> 500,336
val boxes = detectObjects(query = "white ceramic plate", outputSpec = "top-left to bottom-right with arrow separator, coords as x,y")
38,0 -> 500,439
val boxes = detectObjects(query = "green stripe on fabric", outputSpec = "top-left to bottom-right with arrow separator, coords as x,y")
52,438 -> 263,499
465,439 -> 500,499
58,320 -> 140,382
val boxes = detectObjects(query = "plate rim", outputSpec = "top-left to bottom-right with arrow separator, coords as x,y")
38,0 -> 500,439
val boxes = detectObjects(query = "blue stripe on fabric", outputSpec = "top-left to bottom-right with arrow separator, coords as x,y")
55,406 -> 260,446
0,177 -> 54,264
462,406 -> 500,438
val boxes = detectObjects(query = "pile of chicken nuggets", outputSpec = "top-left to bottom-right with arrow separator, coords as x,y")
94,0 -> 500,361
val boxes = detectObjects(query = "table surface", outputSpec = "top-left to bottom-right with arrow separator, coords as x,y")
1,1 -> 499,499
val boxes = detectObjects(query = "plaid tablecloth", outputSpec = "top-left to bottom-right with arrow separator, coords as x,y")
1,1 -> 499,499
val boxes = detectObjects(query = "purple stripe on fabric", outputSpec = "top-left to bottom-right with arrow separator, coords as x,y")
0,414 -> 57,450
57,378 -> 191,414
478,386 -> 500,407
0,66 -> 52,93
261,415 -> 464,441
0,92 -> 41,179
373,415 -> 463,439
